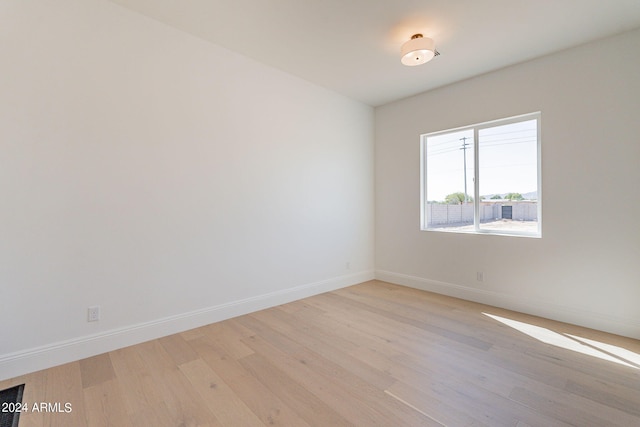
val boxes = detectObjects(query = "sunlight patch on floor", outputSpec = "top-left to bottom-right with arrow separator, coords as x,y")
483,313 -> 639,370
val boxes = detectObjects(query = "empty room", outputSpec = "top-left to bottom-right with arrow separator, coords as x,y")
1,0 -> 639,426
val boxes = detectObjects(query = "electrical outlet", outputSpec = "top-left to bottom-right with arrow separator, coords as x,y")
346,261 -> 351,270
477,272 -> 484,282
88,306 -> 100,322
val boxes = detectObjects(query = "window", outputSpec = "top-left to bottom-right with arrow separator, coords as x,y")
421,112 -> 541,237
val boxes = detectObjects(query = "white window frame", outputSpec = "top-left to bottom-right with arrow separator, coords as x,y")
420,112 -> 542,238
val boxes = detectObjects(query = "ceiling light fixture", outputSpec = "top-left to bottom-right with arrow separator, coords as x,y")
401,34 -> 439,66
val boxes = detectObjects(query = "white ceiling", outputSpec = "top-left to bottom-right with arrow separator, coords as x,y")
110,0 -> 640,106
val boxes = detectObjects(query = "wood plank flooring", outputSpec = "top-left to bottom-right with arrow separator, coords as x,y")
2,280 -> 640,426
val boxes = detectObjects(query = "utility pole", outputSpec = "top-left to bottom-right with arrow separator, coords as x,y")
460,137 -> 471,203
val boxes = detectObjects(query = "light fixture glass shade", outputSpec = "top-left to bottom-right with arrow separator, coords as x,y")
401,34 -> 435,66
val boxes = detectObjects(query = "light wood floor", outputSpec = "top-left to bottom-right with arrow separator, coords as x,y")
2,280 -> 640,426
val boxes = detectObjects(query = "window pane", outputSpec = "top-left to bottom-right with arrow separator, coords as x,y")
478,119 -> 538,234
425,129 -> 475,231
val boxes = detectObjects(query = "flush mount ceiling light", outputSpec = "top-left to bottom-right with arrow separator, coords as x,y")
401,34 -> 439,66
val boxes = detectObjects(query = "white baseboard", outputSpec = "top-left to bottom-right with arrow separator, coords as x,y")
375,270 -> 640,340
0,270 -> 374,381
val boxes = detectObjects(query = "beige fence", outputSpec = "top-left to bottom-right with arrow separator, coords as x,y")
427,201 -> 537,226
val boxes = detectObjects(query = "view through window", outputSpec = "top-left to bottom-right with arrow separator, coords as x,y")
421,113 -> 541,237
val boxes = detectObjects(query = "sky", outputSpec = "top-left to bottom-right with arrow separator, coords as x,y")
424,119 -> 538,202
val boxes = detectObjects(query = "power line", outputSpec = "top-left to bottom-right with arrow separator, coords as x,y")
427,138 -> 534,156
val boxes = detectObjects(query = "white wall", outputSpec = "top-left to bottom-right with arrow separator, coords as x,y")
375,29 -> 640,339
0,0 -> 374,379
